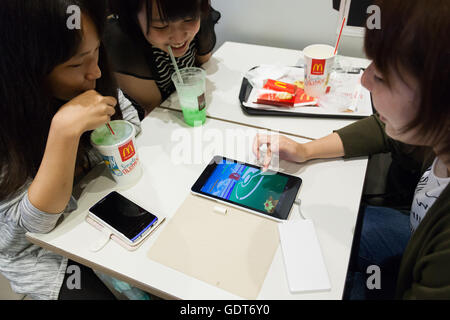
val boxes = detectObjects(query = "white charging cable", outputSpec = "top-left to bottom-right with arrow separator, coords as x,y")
294,197 -> 306,220
90,229 -> 112,252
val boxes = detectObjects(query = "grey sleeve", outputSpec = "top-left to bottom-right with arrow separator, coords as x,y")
1,188 -> 65,234
118,89 -> 142,136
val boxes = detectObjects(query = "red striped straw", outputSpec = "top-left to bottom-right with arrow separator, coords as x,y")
334,17 -> 346,55
106,123 -> 115,135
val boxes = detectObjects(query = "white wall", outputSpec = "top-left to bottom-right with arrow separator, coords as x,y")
211,0 -> 367,59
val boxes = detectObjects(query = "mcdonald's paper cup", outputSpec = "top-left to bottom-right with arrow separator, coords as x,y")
303,44 -> 336,97
91,120 -> 142,188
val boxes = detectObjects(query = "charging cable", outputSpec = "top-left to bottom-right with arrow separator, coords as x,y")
90,229 -> 112,252
294,197 -> 306,220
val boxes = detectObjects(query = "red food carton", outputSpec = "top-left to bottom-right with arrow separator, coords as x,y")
293,87 -> 318,106
256,79 -> 318,107
256,89 -> 296,107
263,79 -> 298,94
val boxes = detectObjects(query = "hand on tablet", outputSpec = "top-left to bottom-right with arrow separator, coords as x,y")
252,134 -> 308,171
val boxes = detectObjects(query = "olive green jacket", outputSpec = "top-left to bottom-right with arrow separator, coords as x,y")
336,115 -> 450,299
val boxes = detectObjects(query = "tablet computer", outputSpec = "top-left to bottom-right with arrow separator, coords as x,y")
191,156 -> 302,221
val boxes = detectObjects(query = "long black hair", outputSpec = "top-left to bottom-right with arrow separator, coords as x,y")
0,0 -> 121,200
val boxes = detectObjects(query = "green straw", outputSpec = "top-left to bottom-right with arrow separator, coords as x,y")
167,45 -> 183,84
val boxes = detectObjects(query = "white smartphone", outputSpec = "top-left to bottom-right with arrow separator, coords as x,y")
88,191 -> 159,247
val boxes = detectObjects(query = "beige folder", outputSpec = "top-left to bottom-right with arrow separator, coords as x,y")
147,194 -> 279,299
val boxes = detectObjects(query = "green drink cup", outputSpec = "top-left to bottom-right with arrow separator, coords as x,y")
91,120 -> 142,188
171,67 -> 207,127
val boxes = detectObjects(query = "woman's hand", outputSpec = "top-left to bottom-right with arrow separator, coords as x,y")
253,132 -> 346,171
28,90 -> 117,214
252,133 -> 308,171
51,90 -> 117,138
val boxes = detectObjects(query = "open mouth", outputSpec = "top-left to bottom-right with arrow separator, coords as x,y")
171,41 -> 186,49
169,41 -> 188,54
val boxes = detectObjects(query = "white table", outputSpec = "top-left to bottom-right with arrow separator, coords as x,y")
161,41 -> 372,140
27,108 -> 368,300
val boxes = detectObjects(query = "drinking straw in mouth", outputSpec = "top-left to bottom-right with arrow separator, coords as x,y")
167,45 -> 184,84
106,123 -> 115,135
334,17 -> 346,55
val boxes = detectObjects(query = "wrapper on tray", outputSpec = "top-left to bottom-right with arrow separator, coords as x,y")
255,79 -> 318,108
256,89 -> 296,107
263,79 -> 297,94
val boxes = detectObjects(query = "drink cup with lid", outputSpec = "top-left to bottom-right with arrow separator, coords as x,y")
90,120 -> 142,188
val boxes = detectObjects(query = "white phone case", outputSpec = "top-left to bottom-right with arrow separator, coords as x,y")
86,214 -> 165,251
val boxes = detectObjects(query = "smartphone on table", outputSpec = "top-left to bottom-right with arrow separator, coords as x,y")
88,191 -> 159,247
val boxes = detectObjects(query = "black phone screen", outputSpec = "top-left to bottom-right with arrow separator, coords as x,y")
89,192 -> 158,242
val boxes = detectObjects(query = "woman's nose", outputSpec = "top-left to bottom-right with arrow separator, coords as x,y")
169,26 -> 187,43
86,62 -> 101,81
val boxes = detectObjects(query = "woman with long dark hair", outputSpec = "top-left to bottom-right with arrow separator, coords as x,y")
254,0 -> 450,299
0,0 -> 141,299
105,0 -> 221,118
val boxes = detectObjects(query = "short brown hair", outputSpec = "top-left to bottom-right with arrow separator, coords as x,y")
364,0 -> 450,155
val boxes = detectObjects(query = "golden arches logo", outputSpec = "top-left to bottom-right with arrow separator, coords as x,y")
312,64 -> 323,73
122,145 -> 134,157
311,59 -> 326,75
274,81 -> 287,89
118,140 -> 136,162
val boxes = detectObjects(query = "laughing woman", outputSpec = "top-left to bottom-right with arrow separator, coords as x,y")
0,0 -> 141,299
105,0 -> 221,118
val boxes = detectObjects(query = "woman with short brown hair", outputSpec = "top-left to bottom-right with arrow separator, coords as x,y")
253,0 -> 450,299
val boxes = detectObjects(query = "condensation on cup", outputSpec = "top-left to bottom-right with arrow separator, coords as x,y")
303,44 -> 336,98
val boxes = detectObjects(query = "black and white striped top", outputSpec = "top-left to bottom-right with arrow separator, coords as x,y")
104,6 -> 221,101
152,41 -> 197,99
